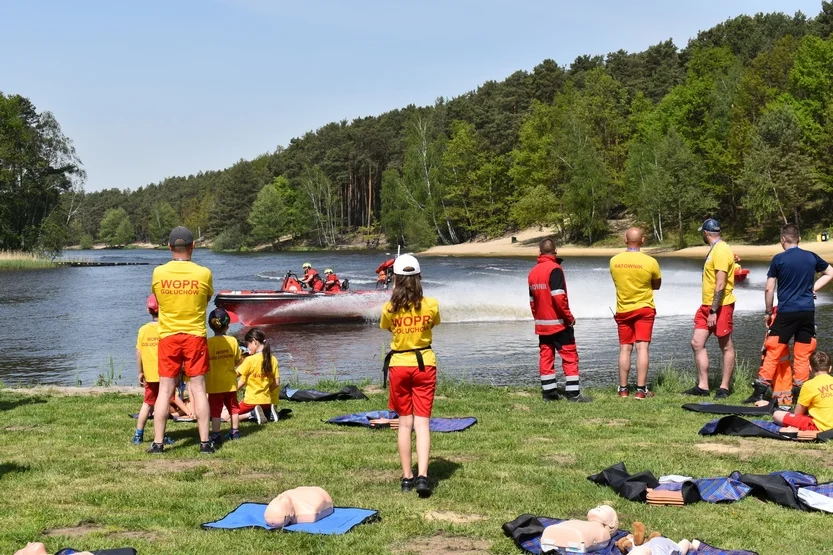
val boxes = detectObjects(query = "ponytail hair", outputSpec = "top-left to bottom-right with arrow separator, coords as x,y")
244,328 -> 273,377
389,273 -> 423,313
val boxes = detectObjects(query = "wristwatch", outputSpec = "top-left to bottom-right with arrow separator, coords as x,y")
709,308 -> 717,315
765,311 -> 773,316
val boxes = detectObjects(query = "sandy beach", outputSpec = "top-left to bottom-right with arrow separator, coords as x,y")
421,227 -> 833,262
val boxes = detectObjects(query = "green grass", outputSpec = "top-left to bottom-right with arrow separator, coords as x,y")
0,381 -> 830,555
0,251 -> 57,270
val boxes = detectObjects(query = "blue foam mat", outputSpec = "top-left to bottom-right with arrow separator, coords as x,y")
327,410 -> 477,432
202,502 -> 378,535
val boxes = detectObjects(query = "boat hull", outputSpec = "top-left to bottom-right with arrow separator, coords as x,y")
214,290 -> 386,326
734,268 -> 750,283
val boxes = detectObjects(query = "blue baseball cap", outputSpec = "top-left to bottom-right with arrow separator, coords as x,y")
698,218 -> 721,232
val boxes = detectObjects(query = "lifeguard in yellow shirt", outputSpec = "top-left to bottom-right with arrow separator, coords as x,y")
609,228 -> 661,399
149,226 -> 215,454
686,219 -> 736,400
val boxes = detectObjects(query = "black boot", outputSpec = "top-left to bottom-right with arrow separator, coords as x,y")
565,391 -> 593,403
542,390 -> 562,402
742,380 -> 769,404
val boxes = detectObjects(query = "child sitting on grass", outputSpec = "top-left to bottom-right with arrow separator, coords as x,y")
773,350 -> 833,432
236,328 -> 280,424
206,308 -> 241,443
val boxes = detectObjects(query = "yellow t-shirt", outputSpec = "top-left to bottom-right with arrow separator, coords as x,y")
238,352 -> 279,405
797,373 -> 833,432
380,297 -> 440,367
702,241 -> 736,306
206,335 -> 241,394
609,251 -> 661,313
135,321 -> 160,383
151,260 -> 214,339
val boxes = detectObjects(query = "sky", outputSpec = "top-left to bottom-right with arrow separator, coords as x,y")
0,0 -> 824,192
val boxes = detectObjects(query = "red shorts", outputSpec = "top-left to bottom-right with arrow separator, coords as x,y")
208,392 -> 240,418
158,334 -> 209,378
782,413 -> 819,431
694,303 -> 735,338
614,307 -> 656,344
143,382 -> 160,405
238,401 -> 271,413
388,365 -> 437,418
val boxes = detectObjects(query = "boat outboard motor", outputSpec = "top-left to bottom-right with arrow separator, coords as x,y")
341,279 -> 349,291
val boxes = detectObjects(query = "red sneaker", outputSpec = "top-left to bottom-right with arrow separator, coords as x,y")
618,386 -> 629,398
635,389 -> 654,400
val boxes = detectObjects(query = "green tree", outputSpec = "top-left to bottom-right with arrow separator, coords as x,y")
248,176 -> 303,245
148,202 -> 178,245
98,208 -> 131,247
114,217 -> 135,246
740,103 -> 819,226
0,93 -> 84,250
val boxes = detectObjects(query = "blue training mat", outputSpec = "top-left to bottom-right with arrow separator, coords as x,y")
327,410 -> 477,432
510,517 -> 756,555
202,502 -> 378,534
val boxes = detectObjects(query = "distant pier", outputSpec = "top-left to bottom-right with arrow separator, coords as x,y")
56,261 -> 150,267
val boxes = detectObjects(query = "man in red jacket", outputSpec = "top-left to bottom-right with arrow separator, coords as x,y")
528,238 -> 591,402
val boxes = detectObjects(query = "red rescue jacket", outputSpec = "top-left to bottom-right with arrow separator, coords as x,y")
304,269 -> 324,292
528,254 -> 575,336
324,273 -> 341,292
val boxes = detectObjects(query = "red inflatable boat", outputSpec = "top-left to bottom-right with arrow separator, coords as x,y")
214,271 -> 388,326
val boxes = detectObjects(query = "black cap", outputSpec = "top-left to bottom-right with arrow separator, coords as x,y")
168,226 -> 194,247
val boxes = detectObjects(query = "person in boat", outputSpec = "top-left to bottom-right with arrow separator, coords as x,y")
380,254 -> 439,498
301,262 -> 324,292
323,268 -> 341,292
745,223 -> 833,405
376,258 -> 395,290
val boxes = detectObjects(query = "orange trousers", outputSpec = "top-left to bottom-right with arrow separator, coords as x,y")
759,336 -> 816,405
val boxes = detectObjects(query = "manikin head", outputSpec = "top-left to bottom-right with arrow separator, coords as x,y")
780,223 -> 800,250
624,227 -> 645,250
586,505 -> 618,533
698,218 -> 721,246
14,544 -> 92,555
264,486 -> 334,528
539,237 -> 556,257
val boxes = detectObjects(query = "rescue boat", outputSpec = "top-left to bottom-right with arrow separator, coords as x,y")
213,271 -> 387,326
733,255 -> 750,283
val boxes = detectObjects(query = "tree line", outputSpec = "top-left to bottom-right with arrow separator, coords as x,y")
5,5 -> 833,254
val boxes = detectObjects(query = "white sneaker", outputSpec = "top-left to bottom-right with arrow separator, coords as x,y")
253,405 -> 266,425
270,405 -> 280,422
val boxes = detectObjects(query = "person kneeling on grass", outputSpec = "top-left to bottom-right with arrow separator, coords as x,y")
237,328 -> 280,425
206,308 -> 242,443
380,254 -> 440,498
773,351 -> 833,433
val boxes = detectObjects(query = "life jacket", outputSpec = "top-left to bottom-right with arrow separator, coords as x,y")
325,273 -> 341,292
305,269 -> 324,291
528,254 -> 568,336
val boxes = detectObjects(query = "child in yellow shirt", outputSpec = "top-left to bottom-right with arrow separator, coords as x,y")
206,308 -> 241,443
237,328 -> 280,424
774,351 -> 833,432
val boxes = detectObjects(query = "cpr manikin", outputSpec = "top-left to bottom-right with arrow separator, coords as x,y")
15,544 -> 92,555
628,538 -> 700,555
540,505 -> 618,552
264,486 -> 334,528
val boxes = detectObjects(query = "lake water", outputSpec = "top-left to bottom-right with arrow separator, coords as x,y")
1,249 -> 831,388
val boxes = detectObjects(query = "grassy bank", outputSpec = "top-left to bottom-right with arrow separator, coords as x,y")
0,380 -> 830,555
0,250 -> 57,270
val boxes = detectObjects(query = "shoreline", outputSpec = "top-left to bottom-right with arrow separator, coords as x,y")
420,228 -> 833,262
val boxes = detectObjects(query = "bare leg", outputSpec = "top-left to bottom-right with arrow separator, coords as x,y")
414,416 -> 431,477
772,410 -> 788,425
397,414 -> 414,479
153,377 -> 176,445
717,334 -> 735,390
188,376 -> 210,442
618,344 -> 633,387
211,417 -> 221,434
136,402 -> 152,432
635,341 -> 650,387
231,413 -> 239,430
691,329 -> 711,389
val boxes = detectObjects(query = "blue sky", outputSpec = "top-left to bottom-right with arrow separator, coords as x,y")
0,0 -> 823,192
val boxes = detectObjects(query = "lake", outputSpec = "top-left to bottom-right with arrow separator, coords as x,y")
1,249 -> 830,389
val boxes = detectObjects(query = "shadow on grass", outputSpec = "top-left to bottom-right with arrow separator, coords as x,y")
0,396 -> 47,412
428,457 -> 462,486
162,413 -> 284,450
0,462 -> 30,479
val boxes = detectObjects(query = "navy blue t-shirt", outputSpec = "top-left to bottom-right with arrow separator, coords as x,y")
767,247 -> 829,312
